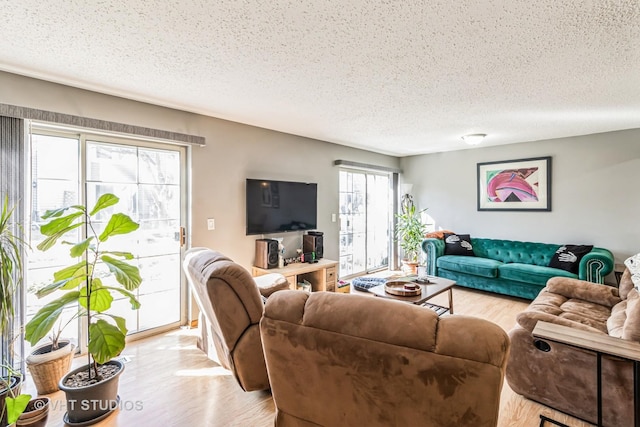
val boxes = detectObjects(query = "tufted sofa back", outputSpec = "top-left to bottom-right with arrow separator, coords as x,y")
471,238 -> 561,267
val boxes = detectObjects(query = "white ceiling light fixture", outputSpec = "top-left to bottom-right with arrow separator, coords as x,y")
462,134 -> 487,145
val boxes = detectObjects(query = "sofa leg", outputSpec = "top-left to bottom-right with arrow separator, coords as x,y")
539,414 -> 570,427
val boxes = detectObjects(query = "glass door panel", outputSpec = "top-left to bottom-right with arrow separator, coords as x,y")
27,134 -> 81,347
26,130 -> 186,353
86,142 -> 183,332
339,170 -> 391,278
366,174 -> 390,270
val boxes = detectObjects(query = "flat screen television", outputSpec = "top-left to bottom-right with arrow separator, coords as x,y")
246,179 -> 318,235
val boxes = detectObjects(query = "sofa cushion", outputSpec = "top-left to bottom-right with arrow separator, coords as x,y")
437,255 -> 502,278
623,289 -> 640,342
498,263 -> 576,286
516,310 -> 605,334
546,276 -> 621,308
549,244 -> 594,274
620,268 -> 634,300
559,299 -> 611,326
608,299 -> 627,338
443,233 -> 475,256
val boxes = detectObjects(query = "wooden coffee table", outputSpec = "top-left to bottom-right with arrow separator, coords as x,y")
368,276 -> 455,315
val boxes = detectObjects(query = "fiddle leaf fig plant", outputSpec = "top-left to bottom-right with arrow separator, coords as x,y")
395,203 -> 428,263
25,193 -> 142,380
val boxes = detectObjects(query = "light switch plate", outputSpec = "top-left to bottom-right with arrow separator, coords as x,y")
207,218 -> 215,230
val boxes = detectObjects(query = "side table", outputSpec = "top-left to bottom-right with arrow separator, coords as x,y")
533,321 -> 640,427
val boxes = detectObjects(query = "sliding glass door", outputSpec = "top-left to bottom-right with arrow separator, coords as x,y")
27,127 -> 187,350
338,170 -> 391,278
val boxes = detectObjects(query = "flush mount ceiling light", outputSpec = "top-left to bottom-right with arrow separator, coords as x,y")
462,133 -> 487,145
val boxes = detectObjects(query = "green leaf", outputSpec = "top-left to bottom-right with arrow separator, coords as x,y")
88,319 -> 126,364
41,207 -> 69,219
102,250 -> 134,260
52,261 -> 91,292
6,394 -> 32,425
102,314 -> 128,335
70,236 -> 95,257
40,211 -> 84,236
98,213 -> 139,242
80,279 -> 113,313
53,261 -> 87,281
37,222 -> 83,251
89,193 -> 119,216
103,286 -> 141,310
35,279 -> 75,298
25,291 -> 80,345
101,255 -> 142,291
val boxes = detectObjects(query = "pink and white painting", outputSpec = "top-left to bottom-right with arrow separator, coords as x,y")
477,157 -> 551,211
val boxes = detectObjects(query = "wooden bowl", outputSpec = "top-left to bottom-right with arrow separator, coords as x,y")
384,280 -> 422,296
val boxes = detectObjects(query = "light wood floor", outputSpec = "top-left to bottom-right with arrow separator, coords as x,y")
26,286 -> 594,426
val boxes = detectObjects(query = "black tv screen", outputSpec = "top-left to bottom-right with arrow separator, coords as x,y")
246,179 -> 318,235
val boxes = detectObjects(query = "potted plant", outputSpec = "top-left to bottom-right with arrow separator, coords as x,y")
1,365 -> 49,427
25,193 -> 142,425
0,195 -> 27,358
24,330 -> 75,395
395,197 -> 428,274
0,366 -> 29,427
0,195 -> 32,426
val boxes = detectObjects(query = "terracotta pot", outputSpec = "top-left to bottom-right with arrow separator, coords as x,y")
401,259 -> 419,274
16,397 -> 50,427
58,360 -> 124,426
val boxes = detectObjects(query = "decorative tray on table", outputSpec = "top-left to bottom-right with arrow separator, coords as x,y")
384,280 -> 422,296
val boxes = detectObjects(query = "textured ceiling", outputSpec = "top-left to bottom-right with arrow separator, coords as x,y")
0,1 -> 639,156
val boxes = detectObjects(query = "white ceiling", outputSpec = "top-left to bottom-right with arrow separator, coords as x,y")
0,1 -> 639,156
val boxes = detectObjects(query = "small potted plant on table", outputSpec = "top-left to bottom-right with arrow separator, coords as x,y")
25,193 -> 142,426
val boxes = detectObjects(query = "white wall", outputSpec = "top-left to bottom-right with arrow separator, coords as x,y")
0,71 -> 400,269
400,131 -> 640,263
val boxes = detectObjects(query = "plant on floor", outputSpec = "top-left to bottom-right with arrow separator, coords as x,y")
0,195 -> 32,426
0,365 -> 30,427
395,198 -> 428,264
25,193 -> 141,423
0,195 -> 27,347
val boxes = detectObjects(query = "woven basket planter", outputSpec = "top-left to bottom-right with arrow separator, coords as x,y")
27,341 -> 75,395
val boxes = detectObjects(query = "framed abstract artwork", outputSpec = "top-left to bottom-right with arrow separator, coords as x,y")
477,156 -> 551,211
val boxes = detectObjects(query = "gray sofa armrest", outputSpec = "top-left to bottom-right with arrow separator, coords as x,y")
578,247 -> 615,283
422,238 -> 444,276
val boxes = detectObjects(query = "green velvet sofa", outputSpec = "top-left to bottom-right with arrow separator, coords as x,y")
421,237 -> 615,300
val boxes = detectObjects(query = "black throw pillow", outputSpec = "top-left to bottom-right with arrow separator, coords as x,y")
444,233 -> 475,256
549,244 -> 593,274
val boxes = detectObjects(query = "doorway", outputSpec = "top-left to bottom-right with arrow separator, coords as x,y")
338,169 -> 391,278
26,127 -> 187,351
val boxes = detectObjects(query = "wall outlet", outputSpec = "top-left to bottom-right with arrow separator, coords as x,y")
207,218 -> 215,230
331,213 -> 337,222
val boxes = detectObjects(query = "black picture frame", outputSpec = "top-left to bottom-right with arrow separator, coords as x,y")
477,156 -> 551,211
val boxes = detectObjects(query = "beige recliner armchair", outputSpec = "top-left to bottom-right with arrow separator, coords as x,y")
183,248 -> 288,391
260,290 -> 510,427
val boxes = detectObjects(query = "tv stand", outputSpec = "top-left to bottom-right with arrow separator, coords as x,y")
252,259 -> 338,292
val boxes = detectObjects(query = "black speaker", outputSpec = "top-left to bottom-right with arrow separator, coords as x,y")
255,239 -> 279,269
303,232 -> 323,259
